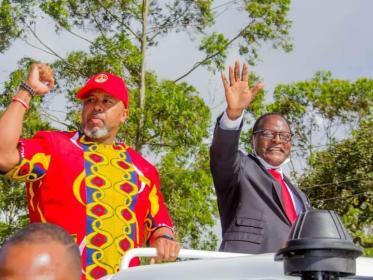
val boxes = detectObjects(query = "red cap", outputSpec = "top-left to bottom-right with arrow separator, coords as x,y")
76,73 -> 129,108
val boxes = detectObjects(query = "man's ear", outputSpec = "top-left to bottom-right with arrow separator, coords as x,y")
120,108 -> 129,123
251,135 -> 256,153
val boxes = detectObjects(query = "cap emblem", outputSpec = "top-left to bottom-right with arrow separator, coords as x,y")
94,74 -> 108,83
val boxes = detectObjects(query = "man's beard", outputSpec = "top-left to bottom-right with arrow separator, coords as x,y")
83,126 -> 109,139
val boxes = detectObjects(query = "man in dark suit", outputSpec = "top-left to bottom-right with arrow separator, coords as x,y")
210,61 -> 311,254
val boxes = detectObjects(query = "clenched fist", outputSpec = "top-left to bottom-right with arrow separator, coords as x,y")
26,63 -> 55,96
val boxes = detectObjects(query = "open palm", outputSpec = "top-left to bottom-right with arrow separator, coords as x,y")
221,61 -> 264,119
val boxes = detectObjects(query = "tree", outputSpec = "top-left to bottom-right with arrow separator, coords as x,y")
299,121 -> 372,256
0,0 -> 293,248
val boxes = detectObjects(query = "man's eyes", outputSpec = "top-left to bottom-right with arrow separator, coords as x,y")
85,97 -> 95,103
103,99 -> 114,104
262,131 -> 291,139
262,131 -> 274,137
85,98 -> 114,104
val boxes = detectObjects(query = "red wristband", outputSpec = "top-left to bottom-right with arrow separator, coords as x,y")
12,97 -> 30,110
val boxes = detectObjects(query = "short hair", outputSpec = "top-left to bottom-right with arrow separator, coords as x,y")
252,112 -> 291,133
1,223 -> 81,268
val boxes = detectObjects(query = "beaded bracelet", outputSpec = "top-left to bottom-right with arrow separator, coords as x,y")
19,81 -> 36,98
154,234 -> 176,242
12,97 -> 30,110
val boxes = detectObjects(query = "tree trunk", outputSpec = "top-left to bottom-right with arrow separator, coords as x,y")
135,0 -> 149,151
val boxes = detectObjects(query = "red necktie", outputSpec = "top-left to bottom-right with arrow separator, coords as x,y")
268,169 -> 297,224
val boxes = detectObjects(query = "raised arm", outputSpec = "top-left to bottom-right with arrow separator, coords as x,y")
210,62 -> 264,192
0,63 -> 54,173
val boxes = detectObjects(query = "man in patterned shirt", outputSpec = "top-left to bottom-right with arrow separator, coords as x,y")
0,63 -> 180,279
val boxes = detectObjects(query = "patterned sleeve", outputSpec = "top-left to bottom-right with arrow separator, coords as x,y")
146,167 -> 174,232
5,131 -> 52,182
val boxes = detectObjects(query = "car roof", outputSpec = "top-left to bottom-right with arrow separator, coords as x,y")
111,253 -> 373,280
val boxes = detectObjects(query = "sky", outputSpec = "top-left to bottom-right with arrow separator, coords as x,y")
149,0 -> 373,114
1,0 -> 372,157
1,0 -> 373,113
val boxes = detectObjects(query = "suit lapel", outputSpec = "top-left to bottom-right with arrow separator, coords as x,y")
249,154 -> 290,225
284,176 -> 310,212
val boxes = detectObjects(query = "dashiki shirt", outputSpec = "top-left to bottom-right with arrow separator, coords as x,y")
5,131 -> 173,280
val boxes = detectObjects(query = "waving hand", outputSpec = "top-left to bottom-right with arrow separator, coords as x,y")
221,61 -> 264,120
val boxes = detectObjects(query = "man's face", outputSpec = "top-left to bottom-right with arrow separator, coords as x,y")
252,115 -> 292,166
0,242 -> 81,280
81,89 -> 128,143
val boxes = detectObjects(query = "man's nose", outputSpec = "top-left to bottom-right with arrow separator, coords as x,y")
272,133 -> 282,143
93,102 -> 104,112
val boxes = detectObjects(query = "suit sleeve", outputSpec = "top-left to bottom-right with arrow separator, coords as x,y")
210,114 -> 243,193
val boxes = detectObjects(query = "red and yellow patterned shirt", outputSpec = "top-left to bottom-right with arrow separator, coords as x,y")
5,131 -> 173,279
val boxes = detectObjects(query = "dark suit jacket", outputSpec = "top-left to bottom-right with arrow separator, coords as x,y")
210,119 -> 311,254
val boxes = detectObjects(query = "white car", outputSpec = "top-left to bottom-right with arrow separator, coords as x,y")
106,210 -> 372,280
104,248 -> 373,280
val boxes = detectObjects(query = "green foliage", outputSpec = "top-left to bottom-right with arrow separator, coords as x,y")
199,32 -> 229,72
299,121 -> 373,256
159,145 -> 218,250
39,0 -> 215,42
242,0 -> 293,64
0,178 -> 29,246
128,77 -> 211,150
0,0 -> 21,52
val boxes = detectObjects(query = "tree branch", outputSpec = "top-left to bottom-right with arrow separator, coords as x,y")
40,109 -> 70,128
26,24 -> 85,76
147,141 -> 195,149
63,27 -> 95,45
56,16 -> 123,61
148,0 -> 240,43
21,38 -> 56,57
148,142 -> 182,148
142,132 -> 161,144
173,21 -> 254,83
95,1 -> 141,42
147,4 -> 190,43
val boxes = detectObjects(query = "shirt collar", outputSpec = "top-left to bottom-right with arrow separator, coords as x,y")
253,151 -> 290,177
